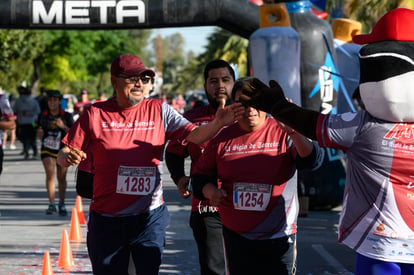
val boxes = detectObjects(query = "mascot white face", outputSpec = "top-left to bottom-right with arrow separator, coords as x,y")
353,8 -> 414,122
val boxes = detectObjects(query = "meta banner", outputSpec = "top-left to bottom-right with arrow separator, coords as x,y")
32,0 -> 145,25
0,0 -> 259,38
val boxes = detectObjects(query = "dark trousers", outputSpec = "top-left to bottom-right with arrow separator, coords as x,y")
19,124 -> 37,157
87,204 -> 170,275
190,212 -> 225,275
222,226 -> 296,275
0,145 -> 3,175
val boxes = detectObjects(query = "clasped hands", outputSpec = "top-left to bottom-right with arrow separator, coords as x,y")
238,78 -> 288,115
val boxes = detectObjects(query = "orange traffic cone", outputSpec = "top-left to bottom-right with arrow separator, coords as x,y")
57,229 -> 74,270
75,196 -> 86,225
69,208 -> 83,242
42,251 -> 54,275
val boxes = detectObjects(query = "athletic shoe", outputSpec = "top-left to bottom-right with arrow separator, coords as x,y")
10,144 -> 16,150
46,203 -> 57,215
58,202 -> 67,216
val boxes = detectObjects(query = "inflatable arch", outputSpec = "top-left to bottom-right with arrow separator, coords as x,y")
0,0 -> 259,38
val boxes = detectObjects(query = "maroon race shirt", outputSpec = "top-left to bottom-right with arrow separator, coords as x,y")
166,105 -> 219,213
194,117 -> 303,240
62,98 -> 196,216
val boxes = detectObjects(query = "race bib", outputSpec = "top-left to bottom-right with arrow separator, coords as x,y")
116,166 -> 156,195
43,135 -> 60,150
233,182 -> 271,211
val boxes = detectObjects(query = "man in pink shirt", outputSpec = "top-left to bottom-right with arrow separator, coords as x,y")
57,54 -> 243,274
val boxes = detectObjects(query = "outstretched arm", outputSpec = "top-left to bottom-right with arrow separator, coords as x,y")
239,78 -> 320,140
186,99 -> 244,144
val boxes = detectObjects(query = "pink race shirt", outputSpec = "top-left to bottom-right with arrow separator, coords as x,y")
62,98 -> 196,216
0,94 -> 15,146
194,117 -> 300,240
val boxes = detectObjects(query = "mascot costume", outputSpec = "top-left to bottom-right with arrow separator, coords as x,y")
240,8 -> 414,275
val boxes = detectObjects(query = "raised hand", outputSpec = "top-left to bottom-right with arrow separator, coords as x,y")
238,78 -> 288,114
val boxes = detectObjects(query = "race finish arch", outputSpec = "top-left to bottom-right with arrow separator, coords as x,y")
0,0 -> 346,211
0,0 -> 259,38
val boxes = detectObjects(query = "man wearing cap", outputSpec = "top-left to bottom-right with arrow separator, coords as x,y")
38,90 -> 74,216
57,54 -> 244,274
240,8 -> 414,275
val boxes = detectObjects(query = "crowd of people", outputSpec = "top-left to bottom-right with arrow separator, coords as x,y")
1,86 -> 105,216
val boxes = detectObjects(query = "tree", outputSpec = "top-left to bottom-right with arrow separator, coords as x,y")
326,0 -> 403,32
0,29 -> 152,97
169,28 -> 249,96
0,30 -> 46,93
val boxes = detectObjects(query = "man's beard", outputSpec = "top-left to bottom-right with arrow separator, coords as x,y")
128,94 -> 143,106
207,94 -> 231,109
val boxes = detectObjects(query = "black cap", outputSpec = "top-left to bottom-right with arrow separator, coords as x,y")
47,90 -> 62,99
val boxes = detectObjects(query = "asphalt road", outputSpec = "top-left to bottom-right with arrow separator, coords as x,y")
0,143 -> 355,274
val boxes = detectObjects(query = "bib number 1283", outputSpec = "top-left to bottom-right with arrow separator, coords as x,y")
116,166 -> 156,195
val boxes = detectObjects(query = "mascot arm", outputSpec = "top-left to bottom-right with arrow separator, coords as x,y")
239,78 -> 319,140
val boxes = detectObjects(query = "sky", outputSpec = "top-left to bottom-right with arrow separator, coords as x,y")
153,26 -> 216,54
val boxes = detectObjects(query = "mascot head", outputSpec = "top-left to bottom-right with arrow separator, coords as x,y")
353,8 -> 414,122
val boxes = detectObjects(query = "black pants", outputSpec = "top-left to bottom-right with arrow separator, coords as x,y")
0,145 -> 3,175
190,212 -> 225,275
19,124 -> 37,157
222,226 -> 296,275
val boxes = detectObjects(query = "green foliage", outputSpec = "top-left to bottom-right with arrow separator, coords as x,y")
326,0 -> 402,32
0,30 -> 46,92
166,28 -> 249,96
0,29 -> 152,97
0,26 -> 249,100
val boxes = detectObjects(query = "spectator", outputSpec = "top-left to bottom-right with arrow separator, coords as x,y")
0,92 -> 16,174
3,93 -> 17,150
74,89 -> 91,120
13,86 -> 41,160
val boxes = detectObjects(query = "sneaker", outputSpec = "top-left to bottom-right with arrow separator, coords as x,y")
58,202 -> 67,216
46,203 -> 57,215
10,144 -> 16,150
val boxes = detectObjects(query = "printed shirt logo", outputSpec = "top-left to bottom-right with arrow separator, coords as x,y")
383,123 -> 414,231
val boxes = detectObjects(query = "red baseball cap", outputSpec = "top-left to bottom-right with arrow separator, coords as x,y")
353,8 -> 414,45
111,54 -> 155,77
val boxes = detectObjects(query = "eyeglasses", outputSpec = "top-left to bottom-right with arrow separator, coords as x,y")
118,75 -> 152,85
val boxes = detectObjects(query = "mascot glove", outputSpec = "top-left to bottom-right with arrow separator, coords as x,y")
239,78 -> 289,115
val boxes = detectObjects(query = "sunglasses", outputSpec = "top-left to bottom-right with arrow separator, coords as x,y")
118,75 -> 152,85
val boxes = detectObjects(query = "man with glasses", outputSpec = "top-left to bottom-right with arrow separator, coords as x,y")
57,54 -> 244,274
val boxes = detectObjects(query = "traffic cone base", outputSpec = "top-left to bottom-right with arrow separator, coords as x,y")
42,251 -> 54,275
58,229 -> 74,270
